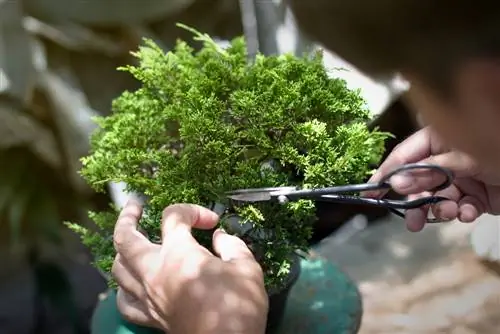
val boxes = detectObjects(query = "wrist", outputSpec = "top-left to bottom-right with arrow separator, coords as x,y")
192,315 -> 267,334
171,302 -> 268,334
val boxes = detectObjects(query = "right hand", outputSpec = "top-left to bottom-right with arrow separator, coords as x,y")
362,126 -> 500,232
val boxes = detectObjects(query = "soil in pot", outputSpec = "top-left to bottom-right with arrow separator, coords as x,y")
265,254 -> 301,332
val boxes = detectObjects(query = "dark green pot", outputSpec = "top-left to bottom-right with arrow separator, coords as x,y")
92,256 -> 363,334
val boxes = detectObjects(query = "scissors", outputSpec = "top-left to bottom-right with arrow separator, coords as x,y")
227,163 -> 454,224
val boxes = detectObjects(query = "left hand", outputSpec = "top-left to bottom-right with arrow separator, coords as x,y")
362,127 -> 500,231
111,200 -> 268,333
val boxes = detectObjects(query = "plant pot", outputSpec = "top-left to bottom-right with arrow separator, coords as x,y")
91,255 -> 364,334
266,254 -> 301,332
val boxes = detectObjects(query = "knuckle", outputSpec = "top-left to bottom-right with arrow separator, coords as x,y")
161,203 -> 200,226
113,232 -> 126,250
392,138 -> 411,155
239,259 -> 265,281
463,155 -> 480,174
162,203 -> 190,218
390,150 -> 406,165
255,266 -> 265,281
393,141 -> 404,152
228,233 -> 249,248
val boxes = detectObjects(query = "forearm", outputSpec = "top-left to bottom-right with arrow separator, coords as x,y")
169,311 -> 267,334
168,294 -> 267,334
191,320 -> 266,334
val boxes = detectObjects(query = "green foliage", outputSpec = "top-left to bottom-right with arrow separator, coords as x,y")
74,24 -> 389,289
66,210 -> 118,282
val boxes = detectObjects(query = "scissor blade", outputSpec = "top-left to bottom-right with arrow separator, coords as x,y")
228,192 -> 272,202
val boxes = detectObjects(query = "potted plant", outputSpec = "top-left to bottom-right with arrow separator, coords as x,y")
69,24 -> 388,331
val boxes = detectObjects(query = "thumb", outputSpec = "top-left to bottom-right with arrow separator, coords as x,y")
390,151 -> 479,195
212,229 -> 255,262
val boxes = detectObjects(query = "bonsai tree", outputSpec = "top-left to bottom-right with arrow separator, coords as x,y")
70,24 -> 389,290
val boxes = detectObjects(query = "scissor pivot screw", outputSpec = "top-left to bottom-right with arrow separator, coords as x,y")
277,195 -> 289,204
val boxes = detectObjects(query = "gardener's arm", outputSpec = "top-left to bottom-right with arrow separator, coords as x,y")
112,200 -> 268,334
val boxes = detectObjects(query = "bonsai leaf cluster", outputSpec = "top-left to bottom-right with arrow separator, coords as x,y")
73,24 -> 389,289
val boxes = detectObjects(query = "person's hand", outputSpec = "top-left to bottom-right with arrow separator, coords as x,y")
112,200 -> 268,334
362,126 -> 500,232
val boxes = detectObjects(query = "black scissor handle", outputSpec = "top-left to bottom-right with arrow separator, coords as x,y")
319,194 -> 449,210
319,194 -> 451,224
386,196 -> 452,224
378,163 -> 454,192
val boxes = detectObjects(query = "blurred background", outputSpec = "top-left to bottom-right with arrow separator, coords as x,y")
1,0 -> 499,333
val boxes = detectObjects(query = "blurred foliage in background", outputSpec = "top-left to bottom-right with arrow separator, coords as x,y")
0,0 -> 312,331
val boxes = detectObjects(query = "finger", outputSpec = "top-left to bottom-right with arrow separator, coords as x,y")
452,178 -> 487,223
114,199 -> 150,254
212,228 -> 255,262
454,178 -> 489,213
423,152 -> 479,178
430,184 -> 461,220
116,288 -> 151,325
111,254 -> 144,300
405,193 -> 431,232
458,196 -> 483,222
161,203 -> 219,241
114,200 -> 156,277
381,151 -> 478,196
406,208 -> 429,232
362,128 -> 432,198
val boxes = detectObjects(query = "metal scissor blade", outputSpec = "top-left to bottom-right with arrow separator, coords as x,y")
227,186 -> 297,202
228,192 -> 273,202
